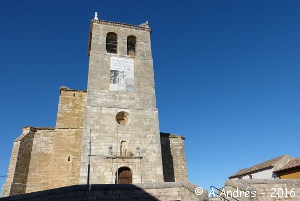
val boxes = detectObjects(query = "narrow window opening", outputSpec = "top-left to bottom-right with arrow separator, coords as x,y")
106,32 -> 118,54
136,146 -> 140,156
68,156 -> 70,161
108,145 -> 112,156
73,93 -> 75,97
127,36 -> 136,56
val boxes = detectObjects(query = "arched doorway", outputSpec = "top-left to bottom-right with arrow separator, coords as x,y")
118,167 -> 132,184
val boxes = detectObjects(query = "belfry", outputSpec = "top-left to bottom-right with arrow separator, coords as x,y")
80,12 -> 165,184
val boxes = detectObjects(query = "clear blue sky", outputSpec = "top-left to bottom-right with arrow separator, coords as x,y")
1,0 -> 300,194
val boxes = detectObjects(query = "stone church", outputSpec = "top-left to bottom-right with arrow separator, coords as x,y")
2,14 -> 188,197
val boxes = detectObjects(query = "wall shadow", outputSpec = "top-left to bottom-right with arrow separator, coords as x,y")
160,132 -> 175,182
0,184 -> 159,201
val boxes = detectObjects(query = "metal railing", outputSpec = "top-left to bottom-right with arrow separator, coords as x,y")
210,186 -> 239,201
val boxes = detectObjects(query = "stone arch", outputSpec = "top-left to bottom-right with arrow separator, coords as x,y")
117,166 -> 132,184
106,32 -> 117,53
127,35 -> 136,56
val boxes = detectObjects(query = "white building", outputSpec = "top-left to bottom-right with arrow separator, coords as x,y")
229,155 -> 292,180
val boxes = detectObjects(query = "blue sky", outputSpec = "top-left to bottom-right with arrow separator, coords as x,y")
1,0 -> 300,194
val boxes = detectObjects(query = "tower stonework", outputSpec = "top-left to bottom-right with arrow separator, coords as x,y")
79,19 -> 164,184
2,16 -> 188,198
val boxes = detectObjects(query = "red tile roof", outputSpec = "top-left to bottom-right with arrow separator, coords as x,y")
274,157 -> 300,173
229,155 -> 288,179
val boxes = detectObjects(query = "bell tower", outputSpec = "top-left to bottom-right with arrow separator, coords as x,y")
79,13 -> 164,184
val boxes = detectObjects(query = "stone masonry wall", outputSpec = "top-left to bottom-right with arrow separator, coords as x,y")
223,179 -> 300,201
56,90 -> 87,128
2,127 -> 35,197
25,128 -> 55,193
47,128 -> 83,190
24,128 -> 83,194
26,89 -> 86,193
161,133 -> 188,183
2,86 -> 189,196
44,89 -> 86,190
81,108 -> 163,184
0,182 -> 208,201
80,20 -> 164,184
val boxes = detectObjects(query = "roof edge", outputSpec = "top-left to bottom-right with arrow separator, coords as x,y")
91,19 -> 152,32
160,132 -> 185,140
59,86 -> 87,93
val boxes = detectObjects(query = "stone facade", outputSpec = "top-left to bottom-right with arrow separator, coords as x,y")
161,133 -> 188,183
25,128 -> 56,193
2,18 -> 188,197
2,127 -> 36,196
80,19 -> 164,185
56,88 -> 87,129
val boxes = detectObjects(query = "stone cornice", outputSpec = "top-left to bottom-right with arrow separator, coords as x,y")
59,86 -> 87,93
91,19 -> 152,32
160,132 -> 186,140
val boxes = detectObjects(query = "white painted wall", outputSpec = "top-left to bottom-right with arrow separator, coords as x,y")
251,168 -> 274,179
231,168 -> 275,180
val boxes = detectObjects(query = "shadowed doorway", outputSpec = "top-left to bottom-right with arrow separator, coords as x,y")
118,167 -> 132,184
